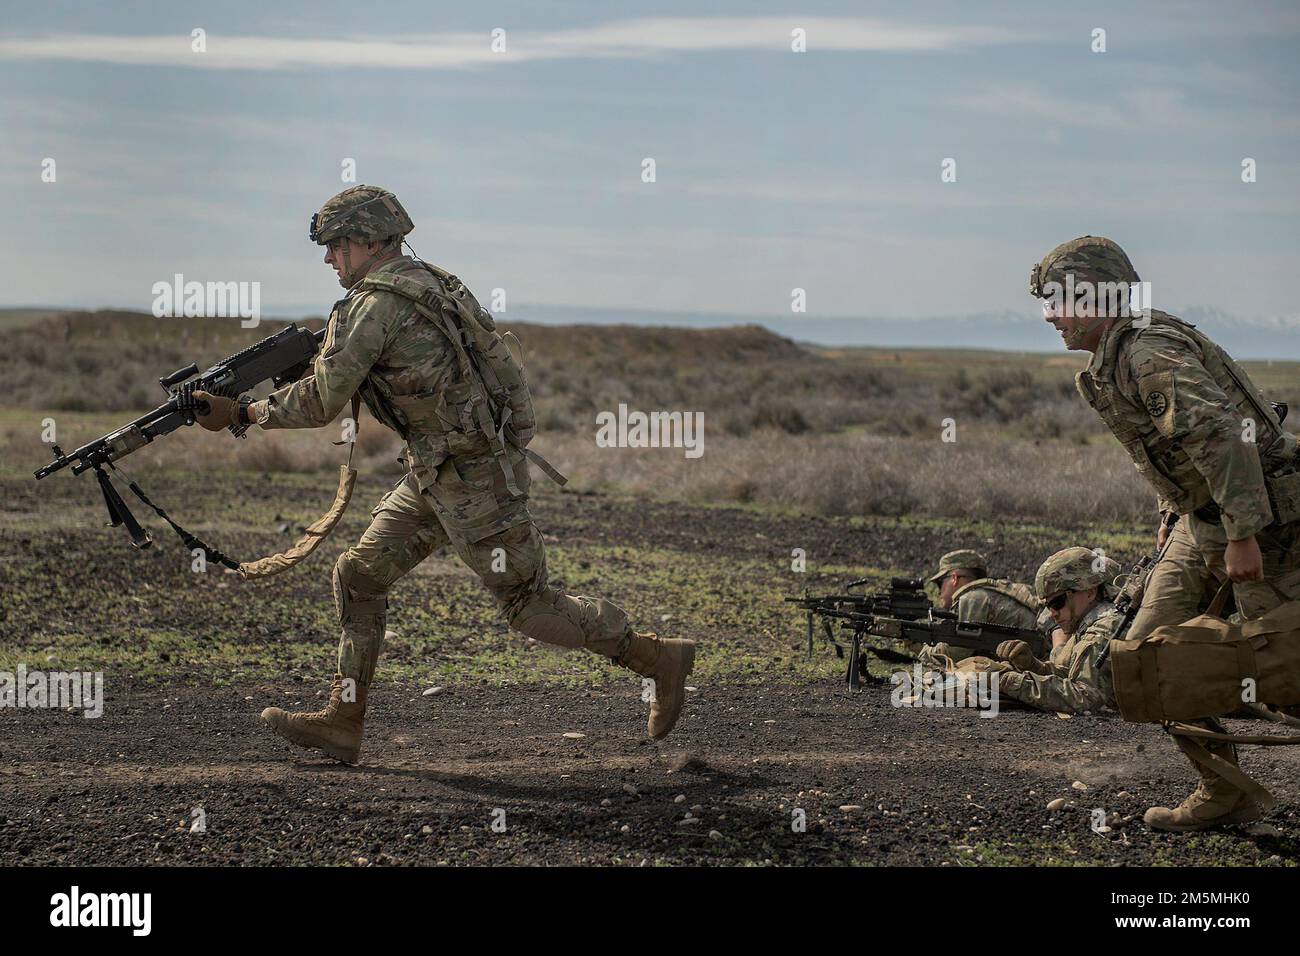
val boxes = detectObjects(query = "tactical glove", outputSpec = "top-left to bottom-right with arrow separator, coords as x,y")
996,670 -> 1024,695
996,639 -> 1037,671
192,390 -> 238,431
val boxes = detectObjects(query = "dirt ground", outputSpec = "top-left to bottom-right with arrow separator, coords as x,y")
2,476 -> 1298,866
5,679 -> 1300,866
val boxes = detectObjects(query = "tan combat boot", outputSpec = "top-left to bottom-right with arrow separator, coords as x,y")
617,632 -> 696,740
1144,734 -> 1262,832
260,674 -> 367,764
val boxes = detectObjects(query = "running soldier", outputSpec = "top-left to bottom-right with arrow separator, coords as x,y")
193,186 -> 696,763
1033,235 -> 1300,829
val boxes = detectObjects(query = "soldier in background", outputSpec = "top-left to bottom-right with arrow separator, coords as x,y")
920,548 -> 1056,665
1033,235 -> 1300,830
990,548 -> 1122,714
193,186 -> 696,763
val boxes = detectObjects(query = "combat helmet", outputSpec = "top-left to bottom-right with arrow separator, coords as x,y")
310,185 -> 414,287
1029,235 -> 1140,299
310,185 -> 414,246
1034,546 -> 1110,603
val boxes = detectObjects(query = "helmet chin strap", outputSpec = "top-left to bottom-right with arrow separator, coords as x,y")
334,237 -> 400,289
1063,311 -> 1110,348
336,240 -> 365,289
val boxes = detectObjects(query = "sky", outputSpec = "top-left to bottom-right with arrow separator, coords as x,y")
2,1 -> 1298,345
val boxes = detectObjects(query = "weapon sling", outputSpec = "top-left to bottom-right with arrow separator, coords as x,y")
122,394 -> 362,578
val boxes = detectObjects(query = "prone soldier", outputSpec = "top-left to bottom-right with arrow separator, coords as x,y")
989,548 -> 1124,715
919,548 -> 1056,666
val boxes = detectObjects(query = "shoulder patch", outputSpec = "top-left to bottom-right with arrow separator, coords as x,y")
1137,369 -> 1177,436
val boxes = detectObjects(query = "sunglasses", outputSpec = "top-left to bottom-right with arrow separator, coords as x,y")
1045,591 -> 1071,612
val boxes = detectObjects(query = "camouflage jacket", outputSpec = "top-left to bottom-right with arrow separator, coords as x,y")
921,578 -> 1048,666
954,578 -> 1055,649
1000,599 -> 1120,714
1076,310 -> 1298,540
250,255 -> 531,543
954,578 -> 1038,628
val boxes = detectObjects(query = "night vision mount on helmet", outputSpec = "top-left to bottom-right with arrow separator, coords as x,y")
309,186 -> 414,247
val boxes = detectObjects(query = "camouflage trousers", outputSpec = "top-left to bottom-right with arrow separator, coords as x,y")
1128,514 -> 1300,641
331,471 -> 632,686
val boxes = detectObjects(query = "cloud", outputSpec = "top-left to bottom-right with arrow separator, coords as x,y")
950,82 -> 1300,137
0,17 -> 1031,71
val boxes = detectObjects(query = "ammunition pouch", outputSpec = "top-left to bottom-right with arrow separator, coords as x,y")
1265,468 -> 1300,527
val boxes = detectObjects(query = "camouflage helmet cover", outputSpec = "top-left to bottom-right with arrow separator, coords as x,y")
310,185 -> 414,245
927,548 -> 989,584
1034,546 -> 1109,601
1029,235 -> 1140,298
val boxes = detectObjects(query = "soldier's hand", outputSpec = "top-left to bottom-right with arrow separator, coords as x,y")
192,390 -> 238,432
995,640 -> 1036,670
1225,534 -> 1264,583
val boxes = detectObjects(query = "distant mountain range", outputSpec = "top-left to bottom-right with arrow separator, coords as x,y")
6,302 -> 1300,359
492,303 -> 1300,360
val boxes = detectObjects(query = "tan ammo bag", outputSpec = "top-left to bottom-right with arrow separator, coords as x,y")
1110,582 -> 1300,723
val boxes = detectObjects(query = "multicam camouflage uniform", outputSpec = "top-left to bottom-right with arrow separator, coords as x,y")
994,548 -> 1121,715
247,250 -> 610,686
1032,236 -> 1300,631
253,186 -> 694,761
1033,236 -> 1300,829
919,549 -> 1052,666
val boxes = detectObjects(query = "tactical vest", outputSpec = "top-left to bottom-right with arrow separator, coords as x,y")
1047,599 -> 1118,671
317,292 -> 449,477
356,262 -> 563,494
1076,311 -> 1299,517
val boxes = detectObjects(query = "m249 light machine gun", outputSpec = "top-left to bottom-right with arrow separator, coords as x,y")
786,577 -> 934,681
34,323 -> 325,550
